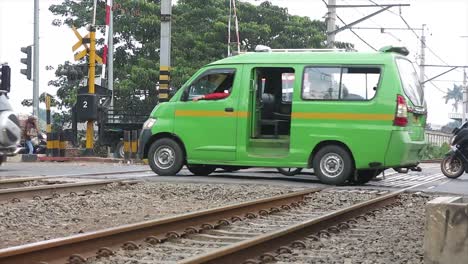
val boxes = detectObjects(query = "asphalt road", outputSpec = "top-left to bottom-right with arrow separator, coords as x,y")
1,161 -> 467,196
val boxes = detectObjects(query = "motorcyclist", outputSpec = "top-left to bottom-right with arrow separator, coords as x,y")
23,116 -> 38,154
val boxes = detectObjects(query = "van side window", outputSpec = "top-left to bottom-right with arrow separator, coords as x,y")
302,67 -> 380,101
281,73 -> 295,102
186,70 -> 235,100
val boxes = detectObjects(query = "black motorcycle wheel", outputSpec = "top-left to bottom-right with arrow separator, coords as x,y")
441,155 -> 464,179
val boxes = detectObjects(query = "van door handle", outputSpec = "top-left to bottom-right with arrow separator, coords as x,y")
225,107 -> 234,112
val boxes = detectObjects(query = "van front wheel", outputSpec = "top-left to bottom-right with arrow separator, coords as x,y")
148,138 -> 184,176
313,145 -> 353,185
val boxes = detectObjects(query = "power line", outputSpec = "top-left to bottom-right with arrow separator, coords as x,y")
367,0 -> 463,73
335,14 -> 377,51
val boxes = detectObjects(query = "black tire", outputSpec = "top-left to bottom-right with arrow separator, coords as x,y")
441,154 -> 464,179
113,141 -> 125,159
148,138 -> 184,176
187,165 -> 216,176
277,167 -> 303,176
312,145 -> 353,185
352,169 -> 383,185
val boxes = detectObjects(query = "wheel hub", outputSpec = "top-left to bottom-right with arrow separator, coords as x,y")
155,146 -> 175,169
320,153 -> 344,178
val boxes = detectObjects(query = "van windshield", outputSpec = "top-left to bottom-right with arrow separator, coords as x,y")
396,58 -> 424,107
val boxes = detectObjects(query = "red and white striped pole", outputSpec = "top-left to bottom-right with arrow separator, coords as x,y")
101,0 -> 111,78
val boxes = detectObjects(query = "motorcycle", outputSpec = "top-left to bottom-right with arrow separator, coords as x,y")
18,132 -> 47,154
441,121 -> 468,178
0,94 -> 21,164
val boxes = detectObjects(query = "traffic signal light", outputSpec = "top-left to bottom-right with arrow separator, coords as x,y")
0,64 -> 11,92
20,45 -> 32,80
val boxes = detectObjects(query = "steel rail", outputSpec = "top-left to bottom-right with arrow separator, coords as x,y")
0,169 -> 152,180
0,188 -> 321,264
0,176 -> 64,189
0,179 -> 136,203
180,189 -> 405,264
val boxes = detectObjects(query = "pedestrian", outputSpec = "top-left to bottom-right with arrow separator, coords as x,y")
23,116 -> 38,154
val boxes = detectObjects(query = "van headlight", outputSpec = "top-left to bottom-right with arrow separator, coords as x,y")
450,135 -> 456,145
143,118 -> 157,129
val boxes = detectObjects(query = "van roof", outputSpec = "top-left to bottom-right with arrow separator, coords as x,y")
208,51 -> 401,66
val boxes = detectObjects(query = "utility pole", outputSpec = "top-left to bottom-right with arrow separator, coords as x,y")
33,0 -> 39,118
324,2 -> 409,49
326,0 -> 337,48
419,24 -> 426,91
158,0 -> 171,103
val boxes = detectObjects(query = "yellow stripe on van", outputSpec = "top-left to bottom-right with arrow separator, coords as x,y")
292,112 -> 394,121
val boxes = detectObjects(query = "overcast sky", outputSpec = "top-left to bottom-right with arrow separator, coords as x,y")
1,0 -> 467,126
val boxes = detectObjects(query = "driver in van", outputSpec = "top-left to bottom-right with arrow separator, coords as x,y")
193,75 -> 233,101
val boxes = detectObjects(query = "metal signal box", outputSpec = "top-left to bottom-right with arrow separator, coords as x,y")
76,93 -> 98,122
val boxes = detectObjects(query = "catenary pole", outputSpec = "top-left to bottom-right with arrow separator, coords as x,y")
419,24 -> 426,92
33,0 -> 39,118
228,0 -> 232,56
326,0 -> 337,48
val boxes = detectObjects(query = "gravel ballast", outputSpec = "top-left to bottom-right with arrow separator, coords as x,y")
273,193 -> 432,264
0,182 -> 304,248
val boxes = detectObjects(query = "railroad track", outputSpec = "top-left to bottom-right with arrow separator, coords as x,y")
0,178 -> 139,203
0,169 -> 444,264
0,169 -> 152,180
0,169 -> 153,203
0,187 -> 392,264
0,176 -> 67,189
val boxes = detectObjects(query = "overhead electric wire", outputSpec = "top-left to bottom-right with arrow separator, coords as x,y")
367,0 -> 463,73
335,15 -> 377,51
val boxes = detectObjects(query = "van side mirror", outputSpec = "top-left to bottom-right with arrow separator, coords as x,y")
0,65 -> 11,93
181,88 -> 189,101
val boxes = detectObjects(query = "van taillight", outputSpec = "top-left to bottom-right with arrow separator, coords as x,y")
394,95 -> 408,127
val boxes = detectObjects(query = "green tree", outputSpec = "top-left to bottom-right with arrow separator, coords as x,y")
443,84 -> 463,112
48,0 -> 349,126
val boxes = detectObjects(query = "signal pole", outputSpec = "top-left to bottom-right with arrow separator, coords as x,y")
33,0 -> 39,117
85,0 -> 98,154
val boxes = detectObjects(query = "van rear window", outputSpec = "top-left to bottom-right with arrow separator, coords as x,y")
396,58 -> 424,107
302,66 -> 380,101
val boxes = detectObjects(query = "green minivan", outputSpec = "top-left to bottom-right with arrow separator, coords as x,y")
138,46 -> 427,185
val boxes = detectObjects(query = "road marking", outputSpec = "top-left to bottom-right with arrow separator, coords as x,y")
369,172 -> 445,188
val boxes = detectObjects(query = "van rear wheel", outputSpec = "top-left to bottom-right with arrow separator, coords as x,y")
187,165 -> 216,176
313,145 -> 353,185
148,138 -> 184,176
